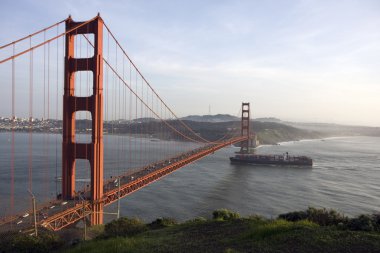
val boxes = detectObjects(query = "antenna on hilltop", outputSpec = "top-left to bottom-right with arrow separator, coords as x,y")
208,104 -> 211,115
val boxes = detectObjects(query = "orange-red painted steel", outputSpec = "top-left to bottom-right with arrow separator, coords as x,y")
62,15 -> 104,225
0,15 -> 252,232
0,17 -> 99,64
42,203 -> 92,231
41,136 -> 247,231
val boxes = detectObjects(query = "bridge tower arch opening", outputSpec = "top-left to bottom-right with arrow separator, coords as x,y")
62,15 -> 104,225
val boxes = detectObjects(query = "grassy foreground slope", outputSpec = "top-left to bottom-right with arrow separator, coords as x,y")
3,208 -> 380,252
65,212 -> 380,253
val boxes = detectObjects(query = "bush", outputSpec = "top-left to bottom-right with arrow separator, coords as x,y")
148,217 -> 178,229
247,219 -> 317,240
212,209 -> 240,221
104,217 -> 147,238
0,229 -> 63,253
184,217 -> 207,225
305,207 -> 347,226
371,213 -> 380,231
279,207 -> 347,226
248,214 -> 267,223
346,215 -> 374,232
192,217 -> 207,223
278,210 -> 307,222
224,248 -> 241,253
278,208 -> 380,232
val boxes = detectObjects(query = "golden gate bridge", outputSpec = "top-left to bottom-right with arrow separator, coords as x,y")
0,14 -> 250,233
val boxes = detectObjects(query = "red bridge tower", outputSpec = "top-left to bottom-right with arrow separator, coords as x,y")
62,15 -> 104,225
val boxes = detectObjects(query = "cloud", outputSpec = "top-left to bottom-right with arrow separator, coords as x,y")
0,0 -> 379,125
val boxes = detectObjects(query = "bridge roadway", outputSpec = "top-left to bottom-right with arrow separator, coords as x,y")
0,136 -> 246,232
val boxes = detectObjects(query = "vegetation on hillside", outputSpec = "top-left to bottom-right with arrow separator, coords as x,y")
253,121 -> 322,144
2,208 -> 380,253
1,117 -> 323,145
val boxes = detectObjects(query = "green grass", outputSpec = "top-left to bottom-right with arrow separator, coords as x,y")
3,208 -> 379,253
62,218 -> 380,253
244,219 -> 318,240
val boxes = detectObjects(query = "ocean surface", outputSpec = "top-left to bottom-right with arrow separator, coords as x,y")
1,133 -> 380,222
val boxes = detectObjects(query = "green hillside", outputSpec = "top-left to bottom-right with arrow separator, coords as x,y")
3,208 -> 380,253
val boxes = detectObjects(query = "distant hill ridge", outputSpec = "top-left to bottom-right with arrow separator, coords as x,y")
181,114 -> 284,123
180,114 -> 380,138
181,114 -> 239,122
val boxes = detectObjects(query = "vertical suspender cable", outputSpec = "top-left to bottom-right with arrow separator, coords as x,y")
43,31 -> 47,201
129,61 -> 132,170
43,31 -> 46,121
10,44 -> 15,219
42,32 -> 47,201
145,80 -> 148,163
141,77 -> 144,164
28,37 -> 33,193
118,48 -> 122,179
105,31 -> 110,176
135,68 -> 137,166
116,41 -> 120,180
46,41 -> 51,201
160,101 -> 163,159
122,52 -> 126,174
55,27 -> 60,198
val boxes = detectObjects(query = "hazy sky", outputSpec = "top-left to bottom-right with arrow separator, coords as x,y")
1,0 -> 379,126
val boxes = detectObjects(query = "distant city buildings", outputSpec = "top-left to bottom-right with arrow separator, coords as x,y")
0,117 -> 62,133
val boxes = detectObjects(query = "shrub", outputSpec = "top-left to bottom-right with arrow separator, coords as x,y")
371,213 -> 380,231
248,214 -> 267,223
104,217 -> 147,237
279,207 -> 347,226
87,224 -> 105,239
184,217 -> 207,225
247,219 -> 317,240
148,217 -> 178,229
278,210 -> 307,222
212,209 -> 240,221
305,207 -> 347,226
0,231 -> 17,252
192,216 -> 207,222
0,229 -> 63,253
224,248 -> 241,253
346,215 -> 374,232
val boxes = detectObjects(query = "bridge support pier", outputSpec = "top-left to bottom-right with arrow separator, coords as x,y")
62,15 -> 104,225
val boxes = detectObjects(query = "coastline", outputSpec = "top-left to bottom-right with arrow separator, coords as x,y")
259,135 -> 361,148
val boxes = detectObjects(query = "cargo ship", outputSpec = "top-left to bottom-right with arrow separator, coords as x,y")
230,152 -> 313,166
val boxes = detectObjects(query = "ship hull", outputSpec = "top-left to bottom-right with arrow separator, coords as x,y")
230,155 -> 313,166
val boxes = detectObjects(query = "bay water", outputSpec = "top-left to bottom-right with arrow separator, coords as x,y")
0,133 -> 379,222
